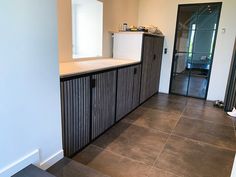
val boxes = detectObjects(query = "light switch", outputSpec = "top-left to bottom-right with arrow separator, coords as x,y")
222,28 -> 226,34
164,48 -> 168,54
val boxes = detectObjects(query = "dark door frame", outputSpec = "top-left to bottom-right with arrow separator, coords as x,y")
169,2 -> 222,100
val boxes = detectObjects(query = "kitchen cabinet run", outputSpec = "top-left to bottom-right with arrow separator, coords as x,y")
60,33 -> 164,156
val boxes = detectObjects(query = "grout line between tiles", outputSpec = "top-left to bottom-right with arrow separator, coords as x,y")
121,118 -> 172,136
138,105 -> 184,117
145,104 -> 188,177
90,144 -> 150,166
172,134 -> 236,152
182,114 -> 235,128
140,105 -> 184,117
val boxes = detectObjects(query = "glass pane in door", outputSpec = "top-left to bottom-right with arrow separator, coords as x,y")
170,53 -> 190,95
177,5 -> 198,30
197,4 -> 221,30
175,30 -> 195,53
188,76 -> 208,98
194,30 -> 217,53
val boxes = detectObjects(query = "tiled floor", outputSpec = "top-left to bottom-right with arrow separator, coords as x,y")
73,93 -> 236,177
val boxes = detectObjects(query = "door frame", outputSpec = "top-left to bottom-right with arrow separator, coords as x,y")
169,2 -> 222,100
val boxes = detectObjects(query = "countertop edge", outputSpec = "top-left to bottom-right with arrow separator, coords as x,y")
60,61 -> 141,79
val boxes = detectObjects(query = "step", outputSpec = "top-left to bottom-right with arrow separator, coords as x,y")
12,164 -> 56,177
47,157 -> 110,177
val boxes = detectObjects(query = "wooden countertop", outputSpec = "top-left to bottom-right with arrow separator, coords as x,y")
60,58 -> 140,78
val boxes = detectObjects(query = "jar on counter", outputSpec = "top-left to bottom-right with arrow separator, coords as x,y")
123,23 -> 128,31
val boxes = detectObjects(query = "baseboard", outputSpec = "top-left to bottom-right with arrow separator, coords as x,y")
231,154 -> 236,177
39,149 -> 64,170
0,149 -> 40,177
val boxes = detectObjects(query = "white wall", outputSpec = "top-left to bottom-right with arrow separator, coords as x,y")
0,0 -> 63,176
138,0 -> 236,101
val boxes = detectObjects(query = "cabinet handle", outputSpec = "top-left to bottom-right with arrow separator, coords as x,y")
134,68 -> 137,75
91,79 -> 96,88
153,54 -> 156,60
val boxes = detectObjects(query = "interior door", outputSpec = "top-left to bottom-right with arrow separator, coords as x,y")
170,3 -> 222,99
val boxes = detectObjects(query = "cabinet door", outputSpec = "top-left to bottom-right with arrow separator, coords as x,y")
150,37 -> 164,95
132,64 -> 142,109
91,70 -> 117,139
140,35 -> 154,103
116,66 -> 135,121
60,77 -> 91,157
116,65 -> 142,121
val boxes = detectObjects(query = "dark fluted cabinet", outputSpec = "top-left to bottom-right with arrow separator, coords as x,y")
91,70 -> 117,140
132,65 -> 142,109
116,64 -> 141,121
140,35 -> 164,103
60,77 -> 91,157
60,34 -> 164,156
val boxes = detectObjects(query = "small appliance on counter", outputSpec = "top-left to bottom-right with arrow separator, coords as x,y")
119,23 -> 163,35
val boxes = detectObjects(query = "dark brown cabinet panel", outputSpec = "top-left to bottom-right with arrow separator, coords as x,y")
132,65 -> 142,109
151,37 -> 164,95
140,35 -> 164,103
60,77 -> 91,157
91,70 -> 117,140
116,64 -> 141,121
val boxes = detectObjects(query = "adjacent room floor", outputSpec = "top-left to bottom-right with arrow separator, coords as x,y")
171,74 -> 208,99
72,93 -> 236,177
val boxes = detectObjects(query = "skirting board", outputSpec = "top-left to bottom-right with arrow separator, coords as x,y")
0,149 -> 40,177
0,149 -> 64,177
231,154 -> 236,177
39,149 -> 64,170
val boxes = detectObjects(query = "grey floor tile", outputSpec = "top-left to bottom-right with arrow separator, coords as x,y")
183,106 -> 233,126
173,117 -> 236,151
142,97 -> 186,115
155,135 -> 235,177
73,145 -> 151,177
93,122 -> 169,165
123,107 -> 180,133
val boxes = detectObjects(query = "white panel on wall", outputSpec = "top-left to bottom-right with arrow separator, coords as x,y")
113,32 -> 143,61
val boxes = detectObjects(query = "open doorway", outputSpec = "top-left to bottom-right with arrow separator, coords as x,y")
169,2 -> 222,99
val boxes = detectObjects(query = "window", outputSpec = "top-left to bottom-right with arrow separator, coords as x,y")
72,0 -> 103,59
